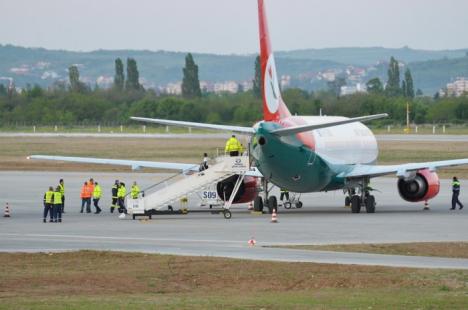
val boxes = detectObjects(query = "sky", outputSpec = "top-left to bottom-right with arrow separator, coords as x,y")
1,0 -> 467,54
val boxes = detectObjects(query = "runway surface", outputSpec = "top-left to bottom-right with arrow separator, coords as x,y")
1,132 -> 468,142
1,171 -> 468,269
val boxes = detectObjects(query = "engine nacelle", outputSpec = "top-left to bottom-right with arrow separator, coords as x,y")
216,175 -> 259,204
397,169 -> 440,202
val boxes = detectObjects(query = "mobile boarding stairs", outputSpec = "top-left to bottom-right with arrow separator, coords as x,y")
126,156 -> 250,219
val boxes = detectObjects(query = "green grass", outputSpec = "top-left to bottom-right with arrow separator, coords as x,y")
0,251 -> 467,309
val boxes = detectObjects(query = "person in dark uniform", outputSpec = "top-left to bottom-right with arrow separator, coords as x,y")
58,179 -> 65,213
451,176 -> 464,210
43,186 -> 54,223
110,180 -> 119,213
280,188 -> 290,203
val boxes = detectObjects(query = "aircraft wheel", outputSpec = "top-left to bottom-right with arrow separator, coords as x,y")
223,209 -> 232,219
351,196 -> 361,213
295,201 -> 303,208
253,196 -> 263,212
268,196 -> 278,213
284,202 -> 292,209
345,196 -> 351,207
365,195 -> 376,213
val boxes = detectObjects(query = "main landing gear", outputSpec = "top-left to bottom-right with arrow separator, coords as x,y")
253,178 -> 278,214
345,177 -> 376,214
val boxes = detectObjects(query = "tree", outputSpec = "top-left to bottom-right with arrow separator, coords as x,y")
404,68 -> 414,98
416,89 -> 423,96
113,58 -> 125,91
125,58 -> 142,91
182,53 -> 201,98
327,75 -> 346,97
252,55 -> 262,98
0,84 -> 6,96
68,65 -> 86,92
385,57 -> 401,97
366,78 -> 383,94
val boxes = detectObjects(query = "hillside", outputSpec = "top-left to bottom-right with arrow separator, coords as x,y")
1,44 -> 467,94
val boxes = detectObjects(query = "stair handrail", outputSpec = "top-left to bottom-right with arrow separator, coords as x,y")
126,164 -> 199,199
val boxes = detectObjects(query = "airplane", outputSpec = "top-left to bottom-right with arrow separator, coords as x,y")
30,0 -> 468,214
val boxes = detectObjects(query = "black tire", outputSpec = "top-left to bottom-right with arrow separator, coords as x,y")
345,196 -> 351,207
253,196 -> 263,212
365,195 -> 376,213
223,210 -> 232,219
295,201 -> 303,209
284,202 -> 292,209
351,195 -> 361,213
267,196 -> 278,213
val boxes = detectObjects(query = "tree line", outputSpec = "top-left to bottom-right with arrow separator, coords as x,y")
0,54 -> 467,127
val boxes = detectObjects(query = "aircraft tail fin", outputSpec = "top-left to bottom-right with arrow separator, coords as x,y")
258,0 -> 291,122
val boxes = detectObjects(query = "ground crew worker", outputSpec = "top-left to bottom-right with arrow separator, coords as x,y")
225,134 -> 242,156
117,182 -> 127,213
88,178 -> 95,196
80,181 -> 92,213
131,181 -> 140,199
93,181 -> 102,214
53,186 -> 63,223
43,186 -> 54,223
451,176 -> 464,210
199,153 -> 209,172
110,180 -> 119,213
59,179 -> 65,213
280,188 -> 290,203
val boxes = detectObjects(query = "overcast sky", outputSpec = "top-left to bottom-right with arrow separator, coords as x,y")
1,0 -> 467,54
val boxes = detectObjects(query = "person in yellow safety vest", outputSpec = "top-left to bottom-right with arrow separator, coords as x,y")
117,182 -> 127,213
59,179 -> 65,213
43,186 -> 54,223
53,186 -> 63,223
93,181 -> 102,214
225,134 -> 242,156
131,181 -> 140,199
110,180 -> 119,213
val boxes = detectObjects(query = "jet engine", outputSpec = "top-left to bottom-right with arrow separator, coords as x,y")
397,169 -> 440,202
216,175 -> 259,203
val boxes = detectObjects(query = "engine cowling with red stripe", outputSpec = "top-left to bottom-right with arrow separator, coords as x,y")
397,169 -> 440,202
216,175 -> 259,204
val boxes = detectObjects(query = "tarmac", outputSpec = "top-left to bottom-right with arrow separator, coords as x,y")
1,171 -> 468,269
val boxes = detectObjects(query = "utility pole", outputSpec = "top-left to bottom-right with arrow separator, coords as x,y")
405,102 -> 410,134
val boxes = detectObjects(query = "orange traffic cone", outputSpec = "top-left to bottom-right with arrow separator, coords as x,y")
248,237 -> 256,247
271,209 -> 278,223
4,202 -> 11,217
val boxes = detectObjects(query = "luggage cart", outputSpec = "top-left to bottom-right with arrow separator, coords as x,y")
282,192 -> 303,209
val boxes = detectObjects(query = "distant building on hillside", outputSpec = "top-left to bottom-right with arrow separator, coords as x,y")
440,77 -> 468,97
340,83 -> 367,96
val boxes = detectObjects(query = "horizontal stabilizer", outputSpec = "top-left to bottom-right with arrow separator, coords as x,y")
131,117 -> 255,135
271,114 -> 388,136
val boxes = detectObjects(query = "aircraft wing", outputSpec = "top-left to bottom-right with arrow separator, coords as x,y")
131,117 -> 255,135
28,155 -> 264,177
271,114 -> 388,136
340,159 -> 468,179
28,155 -> 199,172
